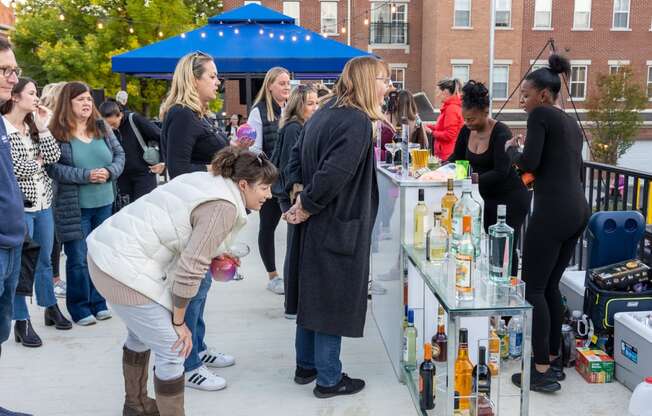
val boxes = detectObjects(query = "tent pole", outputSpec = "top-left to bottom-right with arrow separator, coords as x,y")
245,75 -> 252,114
120,73 -> 127,91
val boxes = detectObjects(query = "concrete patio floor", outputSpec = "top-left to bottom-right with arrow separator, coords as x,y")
0,213 -> 632,416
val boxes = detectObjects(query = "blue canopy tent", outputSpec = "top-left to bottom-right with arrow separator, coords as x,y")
111,4 -> 371,110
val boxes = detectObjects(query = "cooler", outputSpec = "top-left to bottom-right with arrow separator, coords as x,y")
561,270 -> 586,313
614,311 -> 652,391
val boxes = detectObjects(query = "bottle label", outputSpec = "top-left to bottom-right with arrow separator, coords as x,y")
455,254 -> 473,289
432,343 -> 440,360
489,235 -> 509,277
509,332 -> 523,356
403,335 -> 408,362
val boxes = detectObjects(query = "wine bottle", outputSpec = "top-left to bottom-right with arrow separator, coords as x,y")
472,346 -> 491,397
431,305 -> 448,362
426,211 -> 448,263
488,204 -> 514,283
403,309 -> 417,369
441,178 -> 458,234
455,216 -> 475,301
454,328 -> 474,411
419,343 -> 436,410
413,189 -> 429,249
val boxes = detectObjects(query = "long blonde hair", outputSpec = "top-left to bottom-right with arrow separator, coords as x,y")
40,81 -> 66,111
331,56 -> 386,121
159,52 -> 215,119
252,66 -> 290,121
279,85 -> 316,129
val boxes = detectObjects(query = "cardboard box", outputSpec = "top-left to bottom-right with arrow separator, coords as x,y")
575,347 -> 614,383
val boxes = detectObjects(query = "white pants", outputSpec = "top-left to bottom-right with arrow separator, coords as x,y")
111,302 -> 185,381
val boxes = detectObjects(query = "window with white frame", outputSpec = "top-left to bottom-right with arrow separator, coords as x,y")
321,2 -> 338,35
454,0 -> 471,28
390,67 -> 406,90
531,63 -> 548,72
609,65 -> 622,75
370,2 -> 408,44
573,0 -> 591,29
492,65 -> 509,100
613,0 -> 630,29
283,2 -> 300,25
647,67 -> 652,98
534,0 -> 552,28
452,65 -> 470,84
570,65 -> 588,99
495,0 -> 511,28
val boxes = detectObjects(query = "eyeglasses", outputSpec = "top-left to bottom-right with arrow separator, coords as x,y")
0,66 -> 21,78
376,77 -> 392,86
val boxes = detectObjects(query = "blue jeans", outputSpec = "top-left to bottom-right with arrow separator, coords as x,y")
183,272 -> 212,372
63,204 -> 111,322
13,208 -> 57,320
0,246 -> 21,344
295,324 -> 343,387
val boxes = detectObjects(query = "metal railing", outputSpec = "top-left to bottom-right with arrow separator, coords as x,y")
368,22 -> 409,45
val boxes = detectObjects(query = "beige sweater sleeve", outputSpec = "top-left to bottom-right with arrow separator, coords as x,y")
171,200 -> 238,306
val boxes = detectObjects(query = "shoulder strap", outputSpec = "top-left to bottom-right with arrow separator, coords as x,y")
128,113 -> 148,151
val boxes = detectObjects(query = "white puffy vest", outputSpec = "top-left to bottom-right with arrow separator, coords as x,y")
87,172 -> 248,311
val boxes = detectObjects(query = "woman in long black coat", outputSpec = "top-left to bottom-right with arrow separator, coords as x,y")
284,56 -> 390,399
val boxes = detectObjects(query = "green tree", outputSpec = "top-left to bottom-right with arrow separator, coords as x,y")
586,66 -> 647,166
11,0 -> 222,117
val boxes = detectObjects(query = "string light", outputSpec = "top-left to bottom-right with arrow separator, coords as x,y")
218,30 -> 224,36
259,28 -> 264,35
180,32 -> 187,38
59,13 -> 65,21
269,32 -> 274,38
200,32 -> 206,38
97,22 -> 104,29
158,30 -> 164,38
279,34 -> 285,40
305,34 -> 311,41
234,28 -> 239,34
129,26 -> 134,34
341,26 -> 346,34
291,35 -> 297,42
364,17 -> 369,25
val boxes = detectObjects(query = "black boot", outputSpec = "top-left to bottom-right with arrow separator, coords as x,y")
14,320 -> 42,348
294,366 -> 318,385
511,364 -> 561,393
549,356 -> 566,381
44,304 -> 73,330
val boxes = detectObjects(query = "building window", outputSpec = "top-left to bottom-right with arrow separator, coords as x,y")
531,63 -> 548,72
390,67 -> 406,90
573,0 -> 591,29
495,0 -> 511,28
492,65 -> 509,100
454,0 -> 471,28
570,65 -> 588,99
534,0 -> 552,28
609,65 -> 622,75
321,2 -> 338,35
613,0 -> 630,29
370,2 -> 408,44
452,65 -> 470,84
283,1 -> 300,25
647,67 -> 652,99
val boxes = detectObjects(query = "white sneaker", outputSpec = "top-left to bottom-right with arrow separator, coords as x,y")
199,348 -> 235,368
185,365 -> 226,391
368,281 -> 387,295
266,276 -> 284,295
54,280 -> 66,298
284,313 -> 297,320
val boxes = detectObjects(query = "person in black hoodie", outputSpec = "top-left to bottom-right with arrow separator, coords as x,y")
248,66 -> 291,295
99,100 -> 164,203
270,84 -> 318,319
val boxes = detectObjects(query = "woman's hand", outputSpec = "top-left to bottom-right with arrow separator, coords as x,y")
149,163 -> 166,174
171,322 -> 193,358
89,168 -> 110,183
34,105 -> 52,133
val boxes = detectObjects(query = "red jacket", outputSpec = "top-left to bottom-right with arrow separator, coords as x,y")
427,95 -> 463,160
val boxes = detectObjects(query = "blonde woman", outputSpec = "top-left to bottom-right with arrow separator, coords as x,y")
248,66 -> 291,295
40,81 -> 66,112
159,51 -> 238,391
284,56 -> 389,398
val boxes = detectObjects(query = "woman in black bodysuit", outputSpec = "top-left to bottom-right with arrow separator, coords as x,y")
448,81 -> 530,277
507,54 -> 590,393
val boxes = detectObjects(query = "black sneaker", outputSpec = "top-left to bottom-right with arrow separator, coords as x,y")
313,373 -> 365,399
549,356 -> 566,381
294,366 -> 318,385
511,367 -> 561,393
0,406 -> 33,416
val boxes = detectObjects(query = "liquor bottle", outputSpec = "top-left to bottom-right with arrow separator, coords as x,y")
454,328 -> 474,411
393,124 -> 403,165
403,309 -> 417,369
497,319 -> 510,360
441,178 -> 458,234
508,315 -> 523,359
426,211 -> 448,263
401,117 -> 410,176
455,216 -> 475,301
419,343 -> 436,410
488,204 -> 514,283
431,305 -> 448,362
451,179 -> 482,255
413,189 -> 429,249
488,324 -> 500,375
472,346 -> 491,398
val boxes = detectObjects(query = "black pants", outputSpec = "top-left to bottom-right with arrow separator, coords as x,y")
258,197 -> 282,273
522,204 -> 588,365
51,235 -> 61,278
118,171 -> 157,203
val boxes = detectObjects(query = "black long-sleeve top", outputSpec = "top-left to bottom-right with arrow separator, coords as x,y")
449,121 -> 524,198
161,104 -> 229,179
272,120 -> 303,211
507,106 -> 585,201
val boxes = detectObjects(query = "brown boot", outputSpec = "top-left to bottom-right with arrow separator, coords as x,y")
123,347 -> 160,416
154,374 -> 185,416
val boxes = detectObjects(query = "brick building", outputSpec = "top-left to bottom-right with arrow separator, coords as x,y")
222,0 -> 652,136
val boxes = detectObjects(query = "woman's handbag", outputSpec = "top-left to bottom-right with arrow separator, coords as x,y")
129,113 -> 161,165
16,234 -> 40,297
